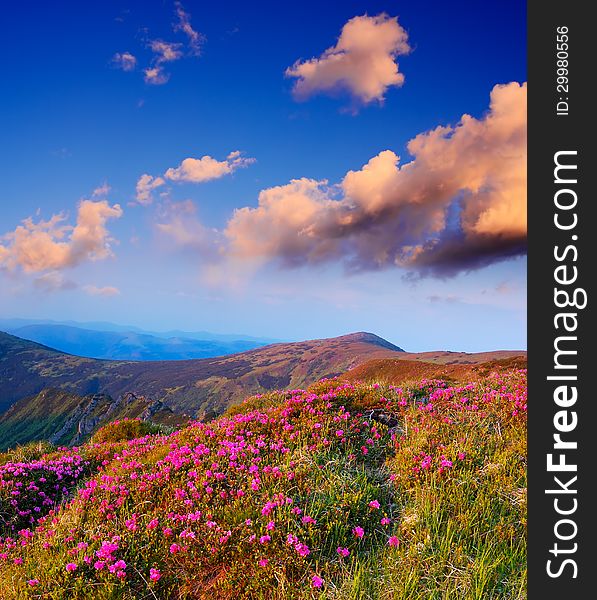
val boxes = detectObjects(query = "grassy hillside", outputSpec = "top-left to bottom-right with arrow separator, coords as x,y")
0,368 -> 526,599
344,355 -> 527,385
0,389 -> 185,451
0,331 -> 404,417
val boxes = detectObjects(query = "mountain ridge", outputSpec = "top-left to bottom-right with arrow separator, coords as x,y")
0,330 -> 526,451
0,330 -> 404,417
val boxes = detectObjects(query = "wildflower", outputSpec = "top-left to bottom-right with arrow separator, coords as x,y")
353,526 -> 364,538
312,575 -> 324,588
295,542 -> 310,557
147,518 -> 159,530
388,536 -> 400,547
149,568 -> 161,582
259,535 -> 271,544
440,458 -> 453,468
169,543 -> 181,554
337,547 -> 350,557
258,558 -> 269,567
65,562 -> 78,572
28,579 -> 39,586
94,561 -> 105,570
368,500 -> 380,509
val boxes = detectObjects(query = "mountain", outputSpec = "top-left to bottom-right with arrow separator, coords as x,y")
0,318 -> 276,343
7,324 -> 268,361
0,331 -> 404,421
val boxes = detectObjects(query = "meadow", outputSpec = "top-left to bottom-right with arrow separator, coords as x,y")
0,370 -> 527,599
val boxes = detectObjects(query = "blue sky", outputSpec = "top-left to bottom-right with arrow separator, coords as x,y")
0,1 -> 526,351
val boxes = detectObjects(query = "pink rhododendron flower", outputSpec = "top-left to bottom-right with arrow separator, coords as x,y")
295,542 -> 310,557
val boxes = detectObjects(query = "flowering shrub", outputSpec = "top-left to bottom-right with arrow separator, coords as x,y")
0,370 -> 526,599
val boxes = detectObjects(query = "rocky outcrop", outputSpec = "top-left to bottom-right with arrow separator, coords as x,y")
49,392 -> 177,446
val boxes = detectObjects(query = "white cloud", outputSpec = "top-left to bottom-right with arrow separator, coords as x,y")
286,14 -> 410,108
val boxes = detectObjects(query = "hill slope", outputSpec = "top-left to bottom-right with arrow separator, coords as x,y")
0,389 -> 184,451
0,331 -> 404,418
0,369 -> 527,599
343,355 -> 527,384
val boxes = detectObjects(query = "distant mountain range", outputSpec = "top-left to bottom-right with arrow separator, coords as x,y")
0,319 -> 276,361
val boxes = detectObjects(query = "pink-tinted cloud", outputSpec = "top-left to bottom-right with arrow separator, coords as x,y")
34,271 -> 77,292
0,200 -> 123,274
149,40 -> 183,64
83,284 -> 121,296
135,174 -> 166,205
164,151 -> 255,183
144,66 -> 170,85
174,2 -> 204,55
163,82 -> 525,278
135,152 -> 255,205
156,200 -> 221,259
92,182 -> 111,197
286,14 -> 410,108
143,41 -> 183,85
112,52 -> 137,71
